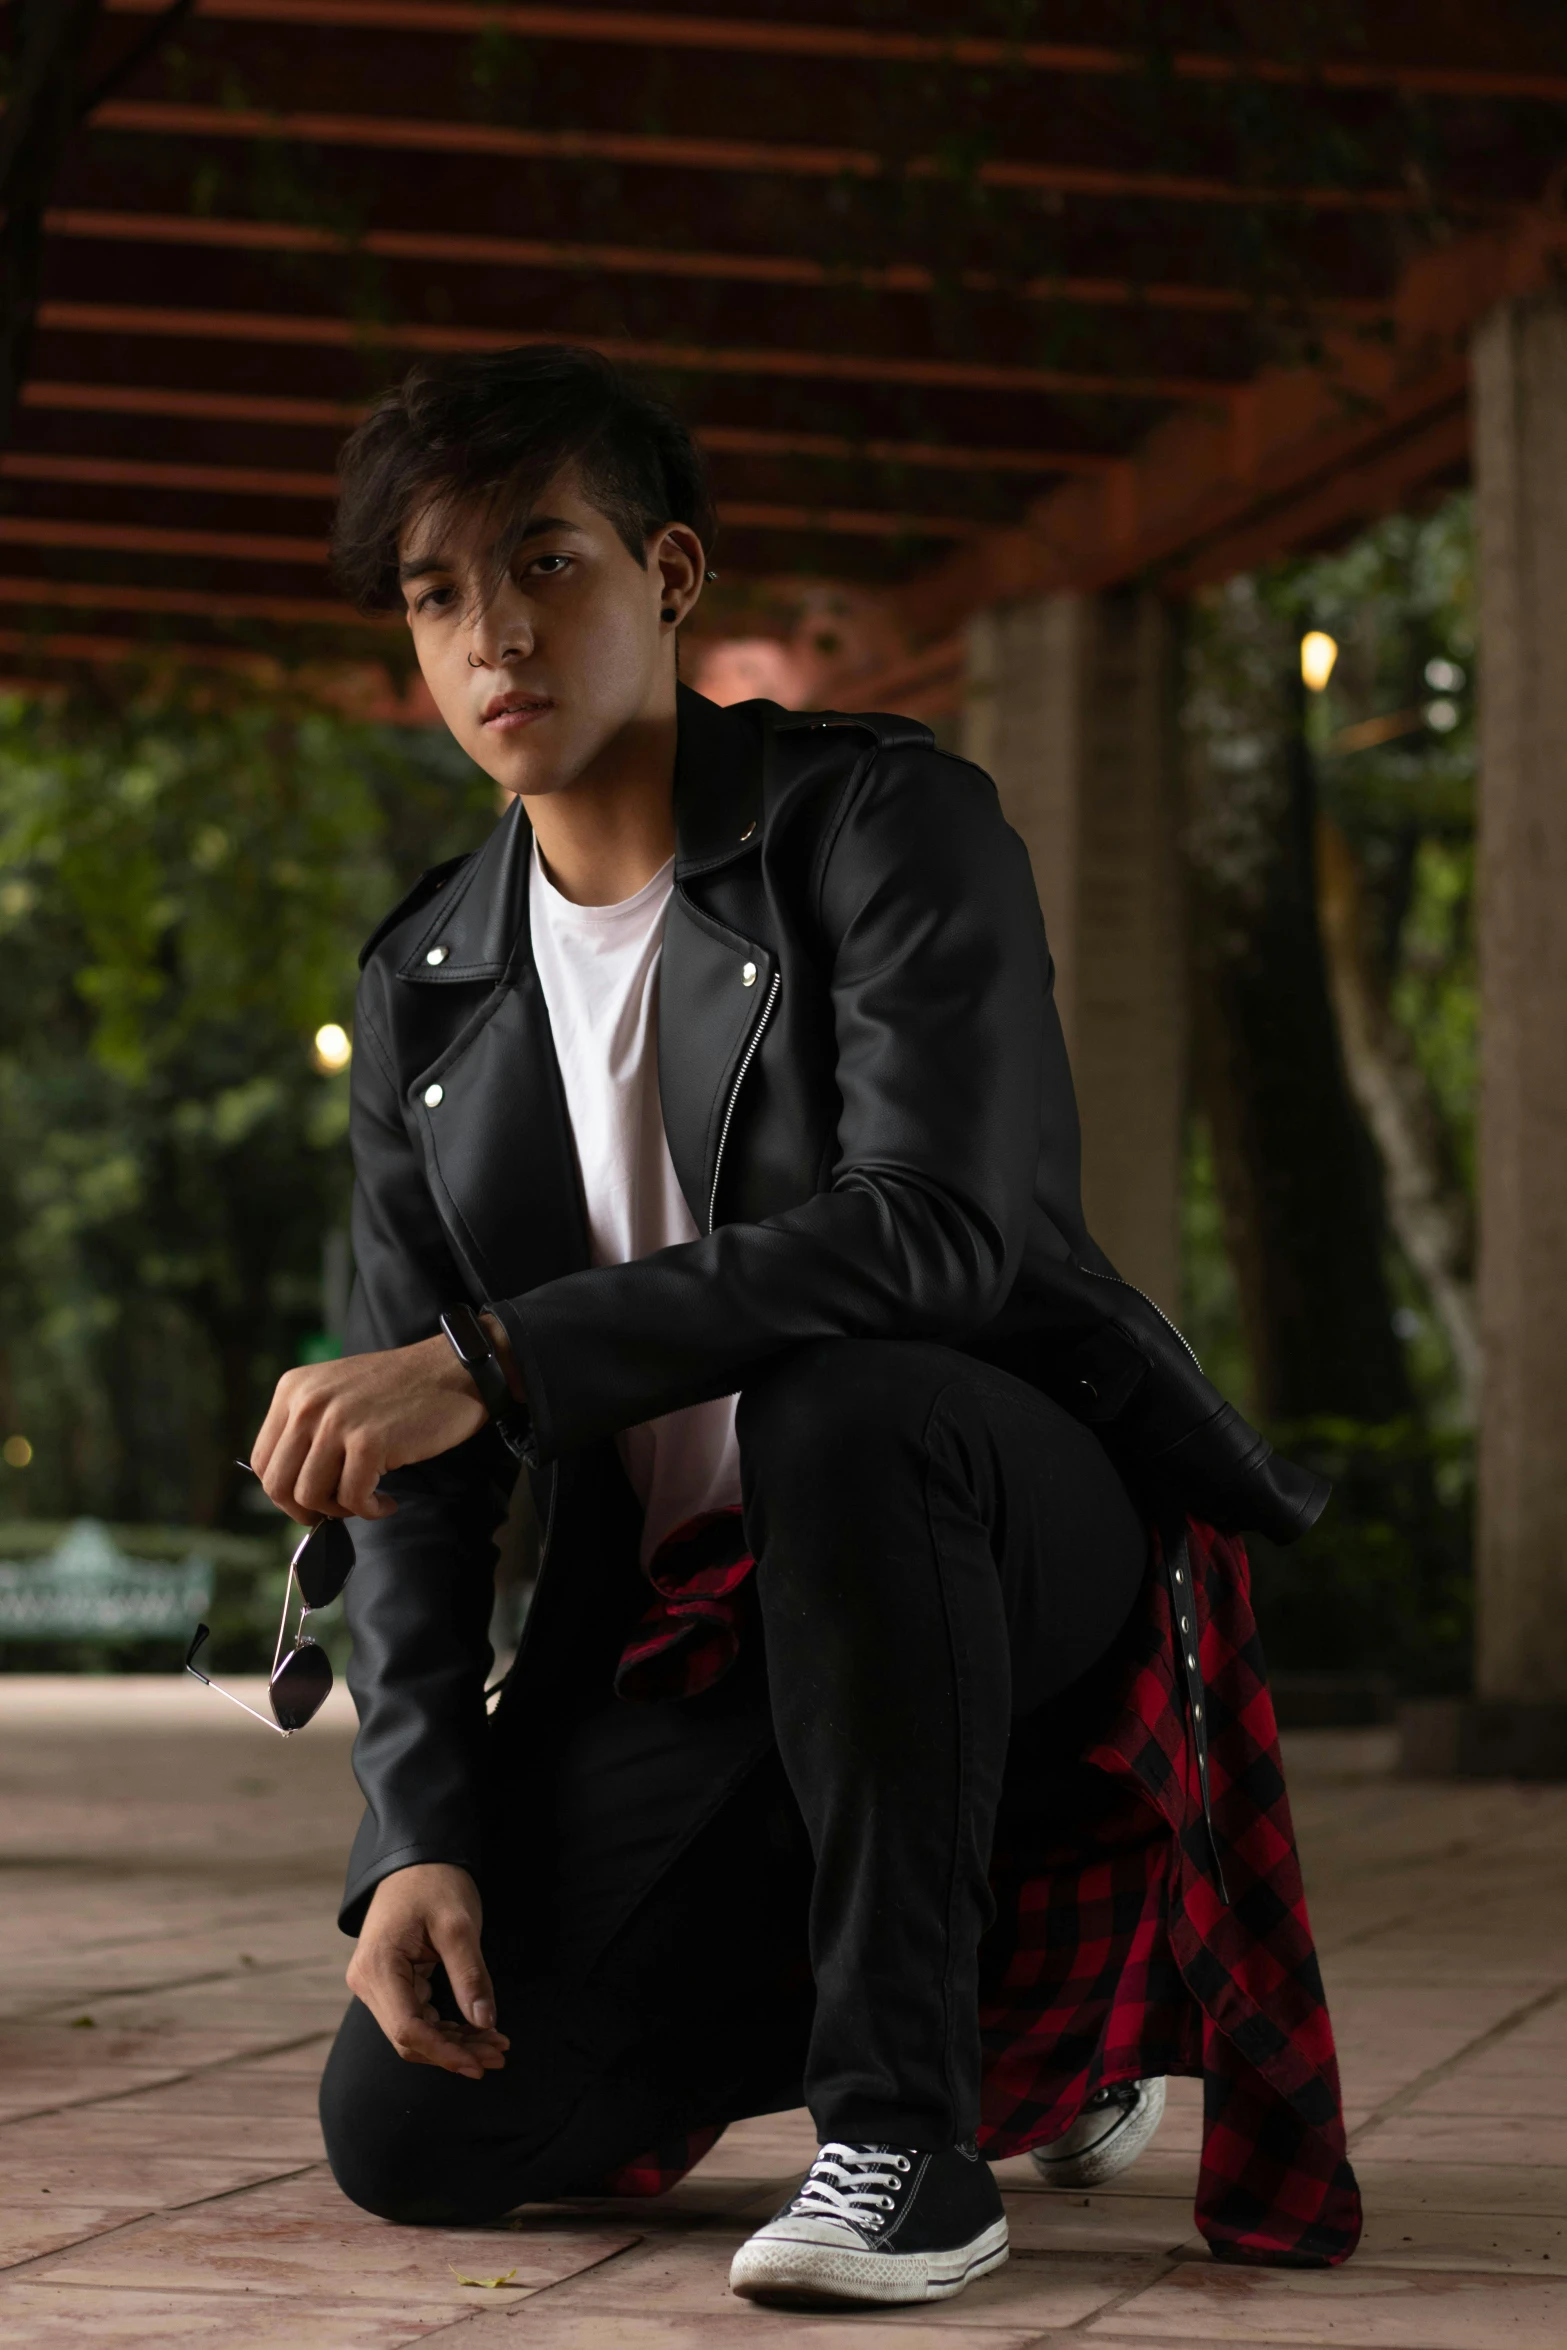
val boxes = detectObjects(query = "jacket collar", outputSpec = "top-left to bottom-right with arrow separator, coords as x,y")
396,685 -> 767,983
672,683 -> 768,876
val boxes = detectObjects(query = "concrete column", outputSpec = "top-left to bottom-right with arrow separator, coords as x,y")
964,590 -> 1185,1314
1472,292 -> 1567,1723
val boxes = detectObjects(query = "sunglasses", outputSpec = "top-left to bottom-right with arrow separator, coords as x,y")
185,1476 -> 356,1736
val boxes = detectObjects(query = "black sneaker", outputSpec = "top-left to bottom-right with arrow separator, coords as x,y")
728,2140 -> 1009,2307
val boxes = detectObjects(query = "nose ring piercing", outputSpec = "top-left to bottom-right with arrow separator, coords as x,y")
467,651 -> 484,667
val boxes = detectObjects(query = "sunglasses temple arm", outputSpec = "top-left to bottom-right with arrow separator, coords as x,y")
185,1660 -> 290,1736
272,1558 -> 303,1683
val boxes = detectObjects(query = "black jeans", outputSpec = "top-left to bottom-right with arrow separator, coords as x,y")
321,1339 -> 1147,2220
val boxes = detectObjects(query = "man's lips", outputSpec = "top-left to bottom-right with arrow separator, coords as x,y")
480,693 -> 553,731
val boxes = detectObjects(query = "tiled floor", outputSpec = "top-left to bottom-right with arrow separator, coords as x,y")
0,1680 -> 1563,2348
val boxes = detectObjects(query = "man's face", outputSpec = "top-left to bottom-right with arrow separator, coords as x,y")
397,465 -> 702,799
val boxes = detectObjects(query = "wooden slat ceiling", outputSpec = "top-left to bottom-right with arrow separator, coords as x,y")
9,0 -> 1567,688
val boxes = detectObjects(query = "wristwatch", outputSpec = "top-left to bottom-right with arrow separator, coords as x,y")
440,1303 -> 534,1464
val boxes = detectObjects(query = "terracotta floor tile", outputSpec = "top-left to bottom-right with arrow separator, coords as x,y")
0,2069 -> 185,2122
35,2176 -> 637,2306
1,2108 -> 324,2163
454,2313 -> 1055,2349
1352,2113 -> 1567,2164
1350,2160 -> 1567,2214
1091,2257 -> 1567,2346
1354,2204 -> 1567,2270
0,2203 -> 148,2267
989,2150 -> 1191,2202
6,1699 -> 1567,2349
101,2074 -> 324,2120
0,2282 -> 462,2346
1002,2192 -> 1203,2256
1391,2072 -> 1567,2118
1035,2148 -> 1201,2203
228,2037 -> 337,2076
0,2151 -> 315,2206
0,2024 -> 249,2072
525,2222 -> 1157,2329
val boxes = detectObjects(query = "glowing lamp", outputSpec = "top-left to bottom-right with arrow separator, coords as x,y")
312,1023 -> 352,1074
1300,631 -> 1339,692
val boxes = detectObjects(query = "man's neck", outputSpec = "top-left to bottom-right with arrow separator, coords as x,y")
521,708 -> 679,907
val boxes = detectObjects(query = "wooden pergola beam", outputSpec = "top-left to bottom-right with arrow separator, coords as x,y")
94,100 -> 1432,215
0,476 -> 991,549
0,573 -> 387,626
22,380 -> 361,428
19,382 -> 1111,477
0,451 -> 340,498
872,213 -> 1567,686
102,0 -> 1567,105
45,208 -> 1391,322
38,300 -> 1229,403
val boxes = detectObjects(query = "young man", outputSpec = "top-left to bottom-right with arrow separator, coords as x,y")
253,347 -> 1360,2307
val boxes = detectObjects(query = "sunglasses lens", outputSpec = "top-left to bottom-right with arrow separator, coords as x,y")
270,1638 -> 333,1731
294,1516 -> 356,1611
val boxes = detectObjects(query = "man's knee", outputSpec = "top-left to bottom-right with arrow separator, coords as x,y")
738,1339 -> 944,1492
319,2004 -> 498,2224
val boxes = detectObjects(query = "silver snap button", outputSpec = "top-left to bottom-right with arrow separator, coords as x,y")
1173,1568 -> 1183,1583
1193,1703 -> 1202,1719
1179,1616 -> 1190,1634
425,944 -> 449,966
741,961 -> 758,987
1187,1652 -> 1197,1669
423,1082 -> 444,1108
739,821 -> 757,842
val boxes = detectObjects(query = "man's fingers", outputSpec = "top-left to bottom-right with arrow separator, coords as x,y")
387,2016 -> 500,2077
432,1910 -> 499,2033
338,1435 -> 396,1522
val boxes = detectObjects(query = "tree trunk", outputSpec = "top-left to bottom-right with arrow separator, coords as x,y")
1184,582 -> 1412,1424
1315,814 -> 1480,1420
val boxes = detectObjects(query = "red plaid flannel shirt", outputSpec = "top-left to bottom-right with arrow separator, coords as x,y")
599,1512 -> 1362,2269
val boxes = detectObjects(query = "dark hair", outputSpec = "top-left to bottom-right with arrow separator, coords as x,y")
331,344 -> 717,612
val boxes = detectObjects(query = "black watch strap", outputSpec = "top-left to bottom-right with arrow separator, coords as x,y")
440,1304 -> 534,1463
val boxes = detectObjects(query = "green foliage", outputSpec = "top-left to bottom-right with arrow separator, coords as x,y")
0,681 -> 494,1531
1247,1416 -> 1474,1696
1182,492 -> 1480,1682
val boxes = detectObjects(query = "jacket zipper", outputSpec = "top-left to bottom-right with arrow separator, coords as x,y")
1076,1262 -> 1204,1373
708,969 -> 781,1234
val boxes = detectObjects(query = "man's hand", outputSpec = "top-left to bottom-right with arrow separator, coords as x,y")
346,1863 -> 509,2079
251,1333 -> 487,1523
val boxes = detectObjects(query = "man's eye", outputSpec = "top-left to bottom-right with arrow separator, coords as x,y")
528,554 -> 571,576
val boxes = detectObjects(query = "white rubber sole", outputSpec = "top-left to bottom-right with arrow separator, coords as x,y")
729,2213 -> 1010,2307
1028,2077 -> 1167,2190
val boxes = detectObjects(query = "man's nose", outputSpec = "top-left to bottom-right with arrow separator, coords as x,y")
466,610 -> 533,668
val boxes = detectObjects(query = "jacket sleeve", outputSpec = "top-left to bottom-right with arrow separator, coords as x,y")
336,991 -> 512,1933
494,750 -> 1050,1459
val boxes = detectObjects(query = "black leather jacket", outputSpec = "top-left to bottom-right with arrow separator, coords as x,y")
336,685 -> 1324,1927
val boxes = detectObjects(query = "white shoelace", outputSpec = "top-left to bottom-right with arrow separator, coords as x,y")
789,2143 -> 913,2234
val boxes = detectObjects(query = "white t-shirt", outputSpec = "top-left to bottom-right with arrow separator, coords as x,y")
528,840 -> 742,1566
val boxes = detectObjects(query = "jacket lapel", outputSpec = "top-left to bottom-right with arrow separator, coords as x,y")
660,688 -> 776,1231
399,797 -> 591,1303
397,685 -> 775,1290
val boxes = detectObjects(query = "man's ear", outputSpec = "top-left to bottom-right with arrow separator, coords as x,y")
654,522 -> 705,625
